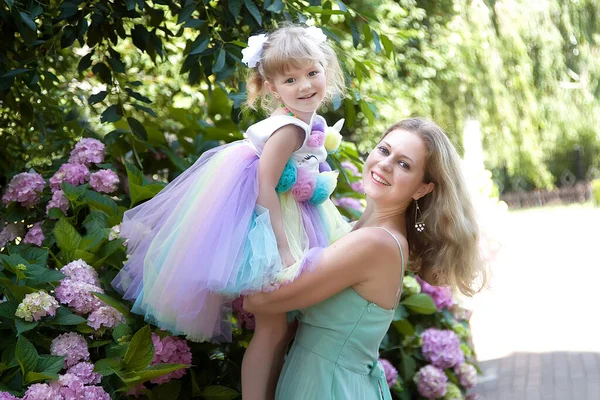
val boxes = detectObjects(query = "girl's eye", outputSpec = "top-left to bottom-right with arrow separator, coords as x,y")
378,146 -> 389,155
308,71 -> 319,77
285,78 -> 296,84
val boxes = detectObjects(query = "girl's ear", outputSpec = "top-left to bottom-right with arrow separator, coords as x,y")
264,81 -> 280,99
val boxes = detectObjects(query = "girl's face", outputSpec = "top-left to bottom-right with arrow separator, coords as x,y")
363,129 -> 434,207
265,61 -> 327,119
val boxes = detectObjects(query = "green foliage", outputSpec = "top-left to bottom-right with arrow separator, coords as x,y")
592,179 -> 600,206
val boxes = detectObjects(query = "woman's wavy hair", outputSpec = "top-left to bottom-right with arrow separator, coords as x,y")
245,24 -> 345,113
384,118 -> 487,296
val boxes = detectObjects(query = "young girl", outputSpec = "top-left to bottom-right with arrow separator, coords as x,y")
111,25 -> 350,399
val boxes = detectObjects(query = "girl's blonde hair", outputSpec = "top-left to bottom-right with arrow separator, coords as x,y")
246,25 -> 345,112
384,118 -> 487,296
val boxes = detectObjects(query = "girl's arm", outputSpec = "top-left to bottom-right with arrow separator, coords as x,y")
257,125 -> 305,265
244,228 -> 397,313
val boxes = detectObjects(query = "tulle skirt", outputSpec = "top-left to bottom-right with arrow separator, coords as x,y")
111,141 -> 350,342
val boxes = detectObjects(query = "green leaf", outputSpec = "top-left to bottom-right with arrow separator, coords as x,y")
92,62 -> 112,84
372,30 -> 381,53
89,91 -> 108,105
36,355 -> 65,374
78,52 -> 93,73
53,218 -> 81,254
58,1 -> 78,19
213,48 -> 226,73
201,385 -> 240,400
393,304 -> 408,321
25,371 -> 58,384
133,103 -> 157,117
24,264 -> 64,285
100,104 -> 122,123
349,19 -> 360,48
112,323 -> 133,342
228,0 -> 242,18
61,181 -> 86,201
131,25 -> 150,52
1,68 -> 33,78
15,336 -> 38,376
152,380 -> 182,399
125,88 -> 151,104
359,100 -> 375,124
381,35 -> 393,58
400,294 -> 437,314
177,2 -> 195,24
48,306 -> 87,325
122,325 -> 154,371
19,11 -> 36,32
0,301 -> 19,319
266,0 -> 284,13
0,278 -> 37,301
92,292 -> 131,318
4,0 -> 14,9
118,363 -> 187,387
15,319 -> 39,335
392,319 -> 415,336
82,190 -> 119,216
399,350 -> 416,380
94,357 -> 120,376
243,0 -> 262,25
189,34 -> 210,55
127,117 -> 148,141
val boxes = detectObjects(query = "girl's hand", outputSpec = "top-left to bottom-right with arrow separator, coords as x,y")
279,249 -> 296,268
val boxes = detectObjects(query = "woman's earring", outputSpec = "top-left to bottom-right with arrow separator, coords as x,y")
414,200 -> 425,233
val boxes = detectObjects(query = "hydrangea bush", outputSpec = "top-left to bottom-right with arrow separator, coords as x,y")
1,135 -> 484,399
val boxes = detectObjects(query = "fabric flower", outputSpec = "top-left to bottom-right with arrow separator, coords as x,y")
67,362 -> 102,385
23,383 -> 58,399
421,328 -> 464,369
456,363 -> 478,389
291,168 -> 316,202
307,130 -> 325,148
379,358 -> 398,388
241,34 -> 268,68
417,276 -> 455,310
60,259 -> 100,286
312,118 -> 326,132
276,160 -> 297,193
310,171 -> 337,205
23,222 -> 45,246
0,222 -> 25,247
150,333 -> 192,384
54,280 -> 104,315
402,275 -> 421,296
0,392 -> 19,400
50,332 -> 90,368
69,138 -> 105,166
324,119 -> 344,153
318,162 -> 331,172
2,171 -> 45,207
444,382 -> 464,400
89,169 -> 119,193
334,197 -> 363,211
15,291 -> 59,322
232,296 -> 255,331
46,189 -> 70,217
415,365 -> 448,399
49,163 -> 90,192
87,306 -> 126,330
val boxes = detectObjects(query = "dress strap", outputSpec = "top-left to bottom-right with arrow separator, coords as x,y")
374,227 -> 405,305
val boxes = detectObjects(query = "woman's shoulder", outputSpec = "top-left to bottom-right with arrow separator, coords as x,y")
337,227 -> 406,259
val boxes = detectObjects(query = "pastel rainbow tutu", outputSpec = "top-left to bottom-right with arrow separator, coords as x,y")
112,141 -> 350,342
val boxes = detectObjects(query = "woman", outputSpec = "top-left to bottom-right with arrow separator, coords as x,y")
245,118 -> 485,400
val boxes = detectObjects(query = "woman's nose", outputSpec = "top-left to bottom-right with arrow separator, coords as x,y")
378,158 -> 393,172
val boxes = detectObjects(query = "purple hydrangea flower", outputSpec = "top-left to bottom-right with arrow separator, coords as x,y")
81,386 -> 111,399
60,259 -> 100,286
232,296 -> 255,330
2,171 -> 45,207
379,358 -> 398,388
0,392 -> 19,400
351,181 -> 364,193
89,169 -> 119,193
0,222 -> 25,247
54,279 -> 104,315
49,163 -> 90,192
46,189 -> 70,218
55,373 -> 85,398
417,276 -> 455,310
108,225 -> 120,241
466,393 -> 478,400
341,161 -> 360,176
334,197 -> 364,211
69,138 -> 106,166
15,291 -> 59,322
456,362 -> 478,389
150,333 -> 192,384
66,362 -> 102,385
421,328 -> 465,369
415,365 -> 448,399
23,383 -> 59,399
23,222 -> 45,246
50,332 -> 90,368
87,306 -> 126,330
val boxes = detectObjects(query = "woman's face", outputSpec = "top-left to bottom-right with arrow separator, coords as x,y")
363,129 -> 433,207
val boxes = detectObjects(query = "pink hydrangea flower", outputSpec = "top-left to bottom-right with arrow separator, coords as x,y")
291,168 -> 316,202
87,306 -> 126,330
67,362 -> 102,385
55,373 -> 85,398
421,328 -> 464,369
456,362 -> 478,389
414,365 -> 447,399
232,296 -> 255,330
334,197 -> 363,211
307,130 -> 325,147
69,138 -> 105,166
81,386 -> 111,399
15,291 -> 59,321
50,332 -> 90,368
55,279 -> 104,315
351,181 -> 364,193
2,171 -> 45,207
60,259 -> 100,286
379,358 -> 398,388
89,169 -> 119,193
23,222 -> 45,246
150,333 -> 192,384
0,391 -> 19,400
416,276 -> 455,310
341,161 -> 360,176
23,383 -> 59,399
49,163 -> 90,192
46,189 -> 70,218
0,222 -> 25,247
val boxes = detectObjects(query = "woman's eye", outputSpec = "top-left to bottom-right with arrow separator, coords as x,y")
399,161 -> 410,170
378,146 -> 389,155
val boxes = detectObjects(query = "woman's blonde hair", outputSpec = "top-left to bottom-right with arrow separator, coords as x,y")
246,25 -> 345,112
384,118 -> 487,296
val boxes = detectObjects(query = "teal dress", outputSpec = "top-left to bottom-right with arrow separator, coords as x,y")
275,227 -> 405,400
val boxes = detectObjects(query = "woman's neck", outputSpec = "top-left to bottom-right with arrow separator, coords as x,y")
354,201 -> 407,237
